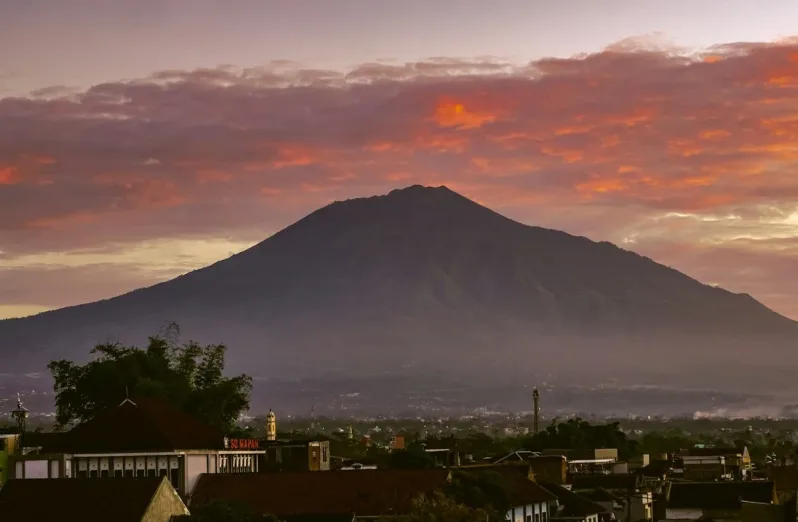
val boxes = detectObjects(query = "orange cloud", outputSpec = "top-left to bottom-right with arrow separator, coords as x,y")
433,100 -> 497,129
0,166 -> 18,184
3,39 -> 798,320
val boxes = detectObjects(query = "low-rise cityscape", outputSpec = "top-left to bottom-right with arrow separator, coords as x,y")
2,374 -> 798,522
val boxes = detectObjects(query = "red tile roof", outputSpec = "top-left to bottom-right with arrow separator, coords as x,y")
190,469 -> 452,517
0,476 -> 175,522
42,397 -> 225,453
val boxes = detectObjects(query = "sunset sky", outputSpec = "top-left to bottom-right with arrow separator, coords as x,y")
1,0 -> 798,321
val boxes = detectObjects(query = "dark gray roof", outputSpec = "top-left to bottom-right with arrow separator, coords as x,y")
0,477 -> 170,522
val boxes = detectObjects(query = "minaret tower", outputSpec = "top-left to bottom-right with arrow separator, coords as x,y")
533,388 -> 540,435
11,393 -> 29,434
266,409 -> 277,441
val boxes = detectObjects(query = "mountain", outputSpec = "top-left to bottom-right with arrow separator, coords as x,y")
1,185 -> 796,390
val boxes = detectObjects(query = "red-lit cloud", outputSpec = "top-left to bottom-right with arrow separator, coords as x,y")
1,39 -> 798,318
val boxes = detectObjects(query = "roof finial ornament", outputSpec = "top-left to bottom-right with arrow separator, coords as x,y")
11,392 -> 29,433
119,386 -> 137,407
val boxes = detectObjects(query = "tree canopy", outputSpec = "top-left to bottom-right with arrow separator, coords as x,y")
48,323 -> 252,432
526,417 -> 636,458
391,492 -> 490,522
185,500 -> 282,522
446,470 -> 513,521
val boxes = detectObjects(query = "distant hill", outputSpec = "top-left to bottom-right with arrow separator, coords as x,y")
1,185 -> 795,387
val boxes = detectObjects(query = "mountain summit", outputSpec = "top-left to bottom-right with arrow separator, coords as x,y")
1,185 -> 795,378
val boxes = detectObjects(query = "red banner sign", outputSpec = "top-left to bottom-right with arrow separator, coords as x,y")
228,438 -> 260,450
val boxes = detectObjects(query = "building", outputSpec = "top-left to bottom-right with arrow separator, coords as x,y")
571,473 -> 641,492
0,434 -> 19,487
266,410 -> 277,441
767,465 -> 798,503
0,476 -> 189,522
539,482 -> 609,522
189,468 -> 452,519
681,446 -> 752,481
9,397 -> 264,497
261,438 -> 331,472
742,499 -> 796,522
464,454 -> 568,485
665,480 -> 775,520
578,488 -> 653,521
455,468 -> 557,522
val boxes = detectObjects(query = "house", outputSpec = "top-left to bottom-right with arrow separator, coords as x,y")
766,466 -> 798,503
681,446 -> 751,481
189,468 -> 452,519
741,498 -> 796,522
0,476 -> 189,522
490,452 -> 568,484
578,488 -> 653,521
539,482 -> 611,522
665,480 -> 775,520
571,473 -> 641,493
9,398 -> 264,496
453,468 -> 557,522
261,438 -> 331,472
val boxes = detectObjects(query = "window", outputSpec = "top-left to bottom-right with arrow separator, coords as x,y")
159,469 -> 168,477
322,446 -> 328,463
170,468 -> 180,488
114,469 -> 123,478
124,469 -> 134,478
136,469 -> 145,478
525,516 -> 531,522
534,514 -> 540,522
77,470 -> 88,479
147,468 -> 156,477
89,470 -> 98,478
100,469 -> 109,478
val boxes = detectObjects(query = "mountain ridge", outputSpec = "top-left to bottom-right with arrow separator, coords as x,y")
1,184 -> 795,380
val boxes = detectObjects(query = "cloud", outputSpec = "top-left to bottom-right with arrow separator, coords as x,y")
1,38 -> 797,318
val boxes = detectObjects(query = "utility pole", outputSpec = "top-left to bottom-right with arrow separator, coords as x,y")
533,388 -> 540,435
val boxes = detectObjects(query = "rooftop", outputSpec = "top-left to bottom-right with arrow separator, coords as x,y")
190,469 -> 452,517
32,397 -> 225,453
0,476 -> 180,522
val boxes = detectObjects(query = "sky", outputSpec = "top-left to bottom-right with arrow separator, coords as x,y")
1,0 -> 798,321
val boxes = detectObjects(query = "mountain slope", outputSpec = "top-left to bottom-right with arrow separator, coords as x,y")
1,185 -> 795,378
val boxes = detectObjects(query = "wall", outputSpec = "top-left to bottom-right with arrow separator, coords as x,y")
142,479 -> 190,522
594,448 -> 618,461
24,460 -> 48,479
184,455 -> 209,496
528,457 -> 567,485
665,508 -> 703,520
0,436 -> 13,486
506,502 -> 547,522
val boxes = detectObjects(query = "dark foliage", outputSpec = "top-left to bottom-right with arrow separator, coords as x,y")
184,499 -> 282,522
390,491 -> 489,522
388,448 -> 435,469
525,417 -> 635,459
446,470 -> 511,521
48,323 -> 252,431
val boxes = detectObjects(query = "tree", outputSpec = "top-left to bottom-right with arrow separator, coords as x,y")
48,323 -> 252,432
388,448 -> 435,469
524,417 -> 635,459
186,499 -> 282,522
391,492 -> 489,522
446,470 -> 512,521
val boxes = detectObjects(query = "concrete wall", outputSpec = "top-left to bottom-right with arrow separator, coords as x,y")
184,455 -> 208,496
506,502 -> 547,522
142,479 -> 190,522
